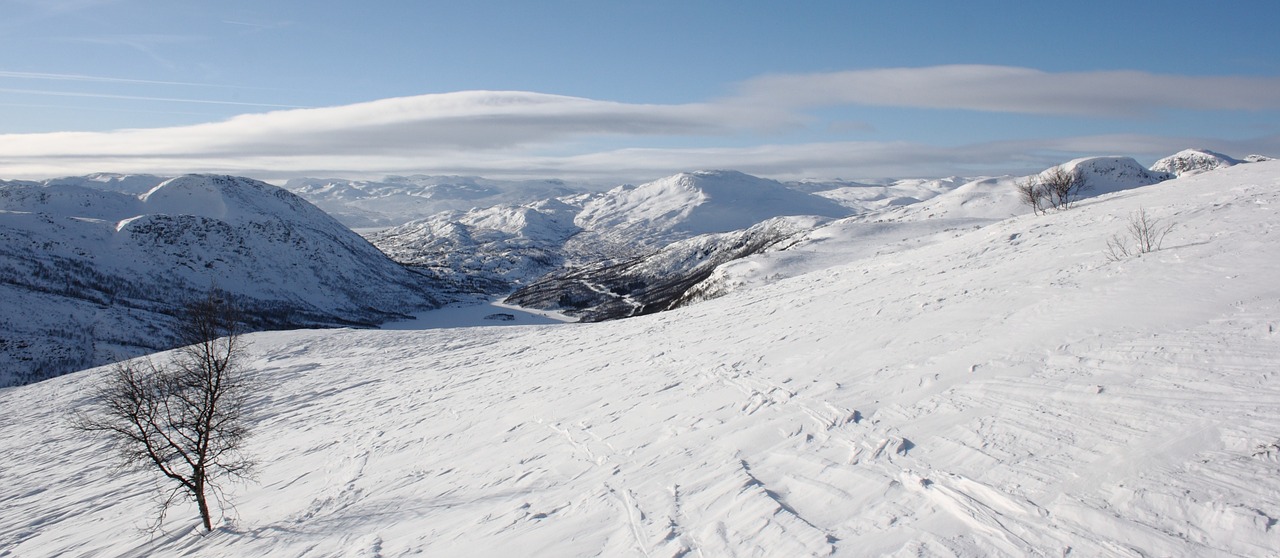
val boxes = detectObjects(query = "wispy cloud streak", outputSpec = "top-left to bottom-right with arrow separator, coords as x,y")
0,87 -> 308,109
0,70 -> 262,89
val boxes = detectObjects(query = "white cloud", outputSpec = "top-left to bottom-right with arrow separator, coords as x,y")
735,65 -> 1280,116
5,131 -> 1271,184
0,66 -> 1276,181
0,90 -> 766,156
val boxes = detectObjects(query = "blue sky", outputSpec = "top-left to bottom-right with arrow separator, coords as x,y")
1,0 -> 1278,181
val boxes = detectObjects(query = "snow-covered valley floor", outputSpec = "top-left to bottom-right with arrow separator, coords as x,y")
2,163 -> 1279,556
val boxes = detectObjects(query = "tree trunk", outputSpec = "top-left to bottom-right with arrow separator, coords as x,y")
195,480 -> 213,531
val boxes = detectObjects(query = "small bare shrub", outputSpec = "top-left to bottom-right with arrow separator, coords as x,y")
1106,207 -> 1174,261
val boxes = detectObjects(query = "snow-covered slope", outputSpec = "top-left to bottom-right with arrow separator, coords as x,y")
3,162 -> 1278,556
573,170 -> 851,251
0,175 -> 442,386
682,157 -> 1173,303
1150,148 -> 1242,177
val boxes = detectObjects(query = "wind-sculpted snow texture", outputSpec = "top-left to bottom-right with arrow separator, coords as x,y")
0,175 -> 441,386
2,161 -> 1278,556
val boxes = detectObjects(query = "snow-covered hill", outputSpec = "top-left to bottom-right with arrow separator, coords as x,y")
800,176 -> 968,212
1150,148 -> 1242,177
573,170 -> 851,251
0,175 -> 442,386
2,161 -> 1278,556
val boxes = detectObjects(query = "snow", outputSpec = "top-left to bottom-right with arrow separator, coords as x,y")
0,174 -> 442,385
683,157 -> 1172,304
379,298 -> 575,329
283,175 -> 603,228
1150,149 -> 1243,177
574,170 -> 851,248
2,161 -> 1279,556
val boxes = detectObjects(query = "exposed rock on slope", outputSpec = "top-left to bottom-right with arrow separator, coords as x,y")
1150,148 -> 1242,177
505,216 -> 825,321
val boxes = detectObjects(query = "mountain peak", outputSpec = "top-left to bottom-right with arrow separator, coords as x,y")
575,170 -> 851,247
142,174 -> 333,226
1057,156 -> 1173,194
1150,149 -> 1242,177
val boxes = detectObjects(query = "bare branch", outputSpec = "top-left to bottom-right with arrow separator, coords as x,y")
1105,207 -> 1174,261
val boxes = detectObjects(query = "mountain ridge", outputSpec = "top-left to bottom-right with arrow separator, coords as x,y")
0,174 -> 443,386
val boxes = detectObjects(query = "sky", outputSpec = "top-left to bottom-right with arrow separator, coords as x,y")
0,0 -> 1278,183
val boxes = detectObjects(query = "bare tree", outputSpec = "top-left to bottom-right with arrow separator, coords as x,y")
1019,166 -> 1089,214
1105,207 -> 1174,261
74,291 -> 256,531
1016,175 -> 1045,215
1040,166 -> 1089,210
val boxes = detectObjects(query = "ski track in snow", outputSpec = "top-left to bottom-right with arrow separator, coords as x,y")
2,163 -> 1280,556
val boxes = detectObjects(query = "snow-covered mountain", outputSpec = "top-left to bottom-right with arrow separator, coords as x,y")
3,161 -> 1278,556
798,176 -> 968,212
43,172 -> 170,195
284,175 -> 602,228
573,170 -> 851,251
363,170 -> 856,300
0,175 -> 442,386
372,160 -> 1172,321
369,199 -> 583,292
1150,148 -> 1243,177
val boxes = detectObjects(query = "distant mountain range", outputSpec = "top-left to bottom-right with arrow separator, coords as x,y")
283,175 -> 602,228
5,149 -> 1271,385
